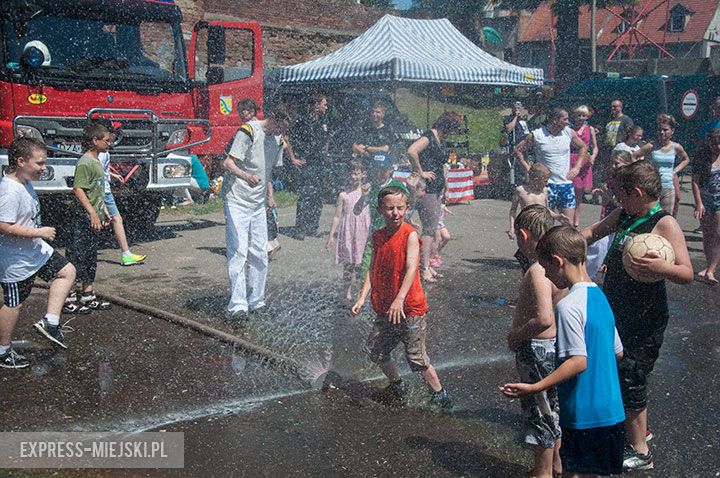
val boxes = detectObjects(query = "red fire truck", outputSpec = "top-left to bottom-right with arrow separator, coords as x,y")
0,0 -> 262,231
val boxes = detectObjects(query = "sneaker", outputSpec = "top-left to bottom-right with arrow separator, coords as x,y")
79,292 -> 112,311
430,388 -> 453,409
121,252 -> 146,266
0,348 -> 30,369
623,445 -> 654,471
62,295 -> 91,315
646,428 -> 654,442
33,318 -> 68,349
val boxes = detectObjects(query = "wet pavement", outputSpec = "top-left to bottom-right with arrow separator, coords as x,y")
2,196 -> 719,477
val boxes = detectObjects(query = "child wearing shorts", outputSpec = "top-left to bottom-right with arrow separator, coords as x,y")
0,138 -> 76,367
502,225 -> 626,477
352,186 -> 451,408
506,205 -> 564,478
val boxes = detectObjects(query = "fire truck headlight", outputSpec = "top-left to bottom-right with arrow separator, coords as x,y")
15,125 -> 44,142
39,166 -> 54,181
163,164 -> 191,178
167,129 -> 188,146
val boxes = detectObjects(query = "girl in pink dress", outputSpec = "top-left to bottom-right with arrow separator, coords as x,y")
570,105 -> 598,227
326,161 -> 371,303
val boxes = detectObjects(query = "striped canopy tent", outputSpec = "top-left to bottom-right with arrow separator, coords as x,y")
280,15 -> 543,87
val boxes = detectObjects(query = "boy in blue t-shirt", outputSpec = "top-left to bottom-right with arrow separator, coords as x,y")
502,225 -> 625,477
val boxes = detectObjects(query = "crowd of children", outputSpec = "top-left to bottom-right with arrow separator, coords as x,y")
2,98 -> 717,478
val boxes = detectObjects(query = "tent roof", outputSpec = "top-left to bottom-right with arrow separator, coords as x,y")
280,15 -> 543,87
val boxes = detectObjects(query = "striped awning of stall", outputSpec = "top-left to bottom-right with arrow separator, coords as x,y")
280,15 -> 543,87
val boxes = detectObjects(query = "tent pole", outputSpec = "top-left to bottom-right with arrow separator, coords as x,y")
426,85 -> 430,130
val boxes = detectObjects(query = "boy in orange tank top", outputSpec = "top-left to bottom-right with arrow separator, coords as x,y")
351,186 -> 452,408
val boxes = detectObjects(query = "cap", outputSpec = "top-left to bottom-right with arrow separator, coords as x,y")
514,101 -> 523,107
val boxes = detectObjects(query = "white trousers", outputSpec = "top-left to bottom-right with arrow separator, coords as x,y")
224,201 -> 268,314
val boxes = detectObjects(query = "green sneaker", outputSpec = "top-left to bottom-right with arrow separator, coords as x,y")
121,253 -> 146,266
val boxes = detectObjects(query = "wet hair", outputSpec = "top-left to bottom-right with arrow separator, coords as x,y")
612,159 -> 661,199
432,112 -> 462,136
82,122 -> 110,151
528,162 -> 551,184
623,125 -> 643,142
371,101 -> 386,112
657,113 -> 677,130
514,204 -> 555,238
267,103 -> 292,126
238,98 -> 259,115
348,159 -> 365,174
536,225 -> 587,266
8,137 -> 46,170
610,149 -> 633,167
377,185 -> 409,207
573,105 -> 590,116
546,107 -> 567,124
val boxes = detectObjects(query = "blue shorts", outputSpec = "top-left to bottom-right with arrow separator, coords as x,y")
548,182 -> 576,210
104,192 -> 120,217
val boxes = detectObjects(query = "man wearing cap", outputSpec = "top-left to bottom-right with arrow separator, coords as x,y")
503,101 -> 530,185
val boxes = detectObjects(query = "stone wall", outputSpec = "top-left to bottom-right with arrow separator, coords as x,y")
174,0 -> 386,67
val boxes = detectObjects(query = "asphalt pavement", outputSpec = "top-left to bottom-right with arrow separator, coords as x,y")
1,194 -> 718,477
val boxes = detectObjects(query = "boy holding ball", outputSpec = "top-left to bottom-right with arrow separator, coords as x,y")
583,159 -> 692,471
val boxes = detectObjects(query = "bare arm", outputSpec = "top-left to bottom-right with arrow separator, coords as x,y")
633,143 -> 653,160
692,173 -> 705,220
505,115 -> 518,132
387,231 -> 421,324
501,355 -> 587,398
582,207 -> 622,244
74,187 -> 101,230
326,192 -> 345,250
589,126 -> 599,163
507,269 -> 556,351
266,178 -> 276,209
0,221 -> 55,241
513,133 -> 534,172
673,143 -> 690,175
567,130 -> 587,180
351,268 -> 372,317
627,215 -> 693,284
282,135 -> 305,166
407,136 -> 434,180
508,189 -> 520,239
222,154 -> 260,187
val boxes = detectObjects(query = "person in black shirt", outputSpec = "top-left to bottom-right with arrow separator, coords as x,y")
407,112 -> 462,282
290,94 -> 329,239
352,101 -> 395,162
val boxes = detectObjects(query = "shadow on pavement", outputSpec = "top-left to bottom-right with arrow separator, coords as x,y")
406,436 -> 528,477
462,257 -> 519,271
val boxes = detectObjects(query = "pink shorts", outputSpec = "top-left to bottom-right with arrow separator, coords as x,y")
570,153 -> 593,190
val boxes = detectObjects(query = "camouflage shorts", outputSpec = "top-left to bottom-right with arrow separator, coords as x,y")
515,338 -> 562,449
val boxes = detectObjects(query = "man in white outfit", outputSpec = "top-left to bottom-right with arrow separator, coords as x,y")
513,107 -> 587,225
221,106 -> 291,318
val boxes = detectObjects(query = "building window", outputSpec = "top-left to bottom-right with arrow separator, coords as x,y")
668,5 -> 690,33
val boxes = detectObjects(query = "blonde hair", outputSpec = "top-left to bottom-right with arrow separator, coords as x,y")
573,105 -> 591,117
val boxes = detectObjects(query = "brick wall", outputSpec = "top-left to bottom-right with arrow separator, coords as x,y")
175,0 -> 386,66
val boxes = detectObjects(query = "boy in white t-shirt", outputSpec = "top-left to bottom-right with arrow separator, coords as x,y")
0,138 -> 77,368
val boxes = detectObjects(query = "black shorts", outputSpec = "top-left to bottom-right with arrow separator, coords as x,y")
561,422 -> 625,476
1,252 -> 69,308
617,327 -> 666,410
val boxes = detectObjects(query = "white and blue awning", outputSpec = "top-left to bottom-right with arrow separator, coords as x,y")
280,15 -> 543,87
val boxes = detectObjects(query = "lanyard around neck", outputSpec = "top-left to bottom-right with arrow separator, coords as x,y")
606,203 -> 662,262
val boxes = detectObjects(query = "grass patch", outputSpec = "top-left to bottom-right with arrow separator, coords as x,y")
159,191 -> 297,217
394,88 -> 502,154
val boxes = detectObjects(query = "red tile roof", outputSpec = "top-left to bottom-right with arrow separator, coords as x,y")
519,0 -> 720,45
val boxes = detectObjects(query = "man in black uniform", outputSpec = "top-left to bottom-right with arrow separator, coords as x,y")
352,101 -> 395,164
290,94 -> 329,240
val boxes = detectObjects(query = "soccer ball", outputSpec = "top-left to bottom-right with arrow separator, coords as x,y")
622,233 -> 675,283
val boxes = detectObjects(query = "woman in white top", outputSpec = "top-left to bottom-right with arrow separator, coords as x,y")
613,125 -> 643,155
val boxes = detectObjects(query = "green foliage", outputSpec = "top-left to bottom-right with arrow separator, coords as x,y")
359,0 -> 393,8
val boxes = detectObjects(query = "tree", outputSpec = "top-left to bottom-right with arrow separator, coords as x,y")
411,0 -> 629,84
359,0 -> 393,8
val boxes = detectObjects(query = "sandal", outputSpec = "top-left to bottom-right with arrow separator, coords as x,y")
79,292 -> 112,311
